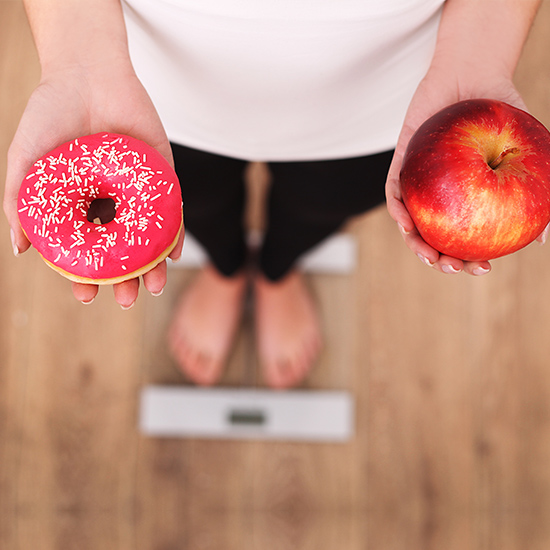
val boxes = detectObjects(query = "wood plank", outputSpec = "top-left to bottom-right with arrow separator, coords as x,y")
16,510 -> 135,550
366,509 -> 474,550
0,2 -> 41,548
15,268 -> 142,549
354,208 -> 477,514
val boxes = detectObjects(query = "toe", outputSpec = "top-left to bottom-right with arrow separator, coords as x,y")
264,355 -> 302,390
171,336 -> 224,387
193,353 -> 222,386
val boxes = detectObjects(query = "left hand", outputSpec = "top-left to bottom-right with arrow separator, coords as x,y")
385,65 -> 538,276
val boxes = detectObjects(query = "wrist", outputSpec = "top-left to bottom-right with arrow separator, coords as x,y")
24,0 -> 131,75
431,0 -> 541,84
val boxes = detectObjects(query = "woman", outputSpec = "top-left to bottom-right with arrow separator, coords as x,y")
3,0 -> 543,388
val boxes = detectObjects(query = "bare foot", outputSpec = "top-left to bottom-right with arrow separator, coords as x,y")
254,270 -> 323,389
168,264 -> 248,385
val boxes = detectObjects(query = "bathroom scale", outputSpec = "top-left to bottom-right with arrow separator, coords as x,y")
140,386 -> 354,443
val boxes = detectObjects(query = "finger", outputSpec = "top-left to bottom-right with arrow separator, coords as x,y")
168,224 -> 185,262
401,227 -> 440,267
143,260 -> 167,296
4,142 -> 35,255
536,222 -> 550,244
391,194 -> 466,274
403,229 -> 491,276
113,277 -> 140,309
72,282 -> 99,304
3,202 -> 31,256
385,152 -> 404,206
462,260 -> 491,277
385,118 -> 418,197
434,255 -> 464,275
388,194 -> 416,234
385,147 -> 416,233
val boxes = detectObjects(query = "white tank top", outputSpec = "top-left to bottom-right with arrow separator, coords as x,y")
122,0 -> 444,161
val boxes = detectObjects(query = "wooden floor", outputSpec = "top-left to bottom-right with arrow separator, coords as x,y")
3,1 -> 550,548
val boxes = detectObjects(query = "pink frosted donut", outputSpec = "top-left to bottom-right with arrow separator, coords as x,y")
17,132 -> 183,284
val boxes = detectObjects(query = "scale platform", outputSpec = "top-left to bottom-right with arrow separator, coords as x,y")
140,386 -> 354,443
171,231 -> 357,274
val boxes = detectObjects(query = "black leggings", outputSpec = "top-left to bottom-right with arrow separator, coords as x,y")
172,143 -> 393,281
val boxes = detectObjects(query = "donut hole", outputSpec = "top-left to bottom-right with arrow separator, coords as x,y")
87,198 -> 117,225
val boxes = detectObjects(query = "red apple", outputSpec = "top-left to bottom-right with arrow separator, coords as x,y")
400,98 -> 550,261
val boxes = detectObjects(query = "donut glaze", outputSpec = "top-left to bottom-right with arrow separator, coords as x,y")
17,133 -> 183,284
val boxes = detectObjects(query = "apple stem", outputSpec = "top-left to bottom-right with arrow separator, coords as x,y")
489,147 -> 520,169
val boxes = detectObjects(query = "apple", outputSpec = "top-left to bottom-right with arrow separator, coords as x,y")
400,98 -> 550,261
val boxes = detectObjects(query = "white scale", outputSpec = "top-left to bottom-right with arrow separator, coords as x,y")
140,386 -> 354,443
139,232 -> 357,443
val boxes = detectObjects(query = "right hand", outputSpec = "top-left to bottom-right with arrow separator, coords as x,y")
3,61 -> 184,307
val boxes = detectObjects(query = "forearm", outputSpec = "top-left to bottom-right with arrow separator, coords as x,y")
432,0 -> 541,80
23,0 -> 130,74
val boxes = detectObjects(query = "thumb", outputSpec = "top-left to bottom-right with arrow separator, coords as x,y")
3,138 -> 38,256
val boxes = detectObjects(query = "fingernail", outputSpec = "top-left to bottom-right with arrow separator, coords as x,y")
81,298 -> 95,305
540,224 -> 550,245
398,223 -> 410,236
442,264 -> 461,274
10,229 -> 20,257
151,288 -> 164,297
121,302 -> 135,311
170,255 -> 182,264
473,267 -> 490,276
417,253 -> 435,267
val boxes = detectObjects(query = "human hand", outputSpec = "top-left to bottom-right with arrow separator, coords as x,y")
385,66 -> 548,276
3,61 -> 184,307
386,0 -> 546,276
